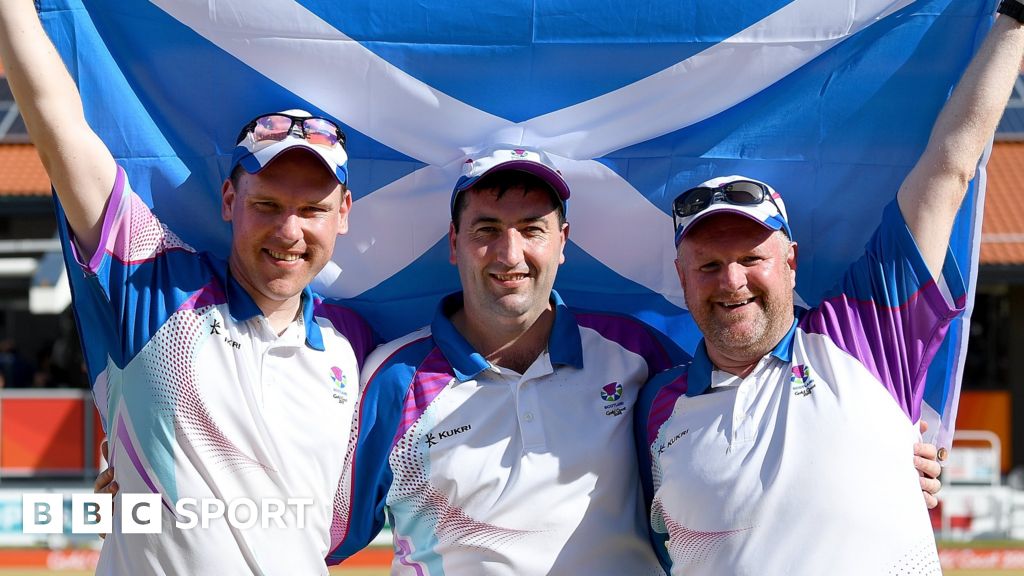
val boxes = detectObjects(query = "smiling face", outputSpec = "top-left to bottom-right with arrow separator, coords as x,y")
449,182 -> 568,335
222,149 -> 351,315
676,213 -> 797,371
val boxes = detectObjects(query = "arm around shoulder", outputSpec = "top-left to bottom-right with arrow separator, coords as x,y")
897,7 -> 1024,276
0,0 -> 116,257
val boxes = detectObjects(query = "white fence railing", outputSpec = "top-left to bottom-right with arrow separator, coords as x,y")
934,429 -> 1024,541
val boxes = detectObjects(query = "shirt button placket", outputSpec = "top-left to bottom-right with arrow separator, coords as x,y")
517,378 -> 546,450
733,382 -> 751,442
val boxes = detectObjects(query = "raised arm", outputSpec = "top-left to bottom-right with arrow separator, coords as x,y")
898,6 -> 1024,276
0,0 -> 116,258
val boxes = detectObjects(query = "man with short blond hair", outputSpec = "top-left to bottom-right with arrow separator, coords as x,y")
0,2 -> 374,573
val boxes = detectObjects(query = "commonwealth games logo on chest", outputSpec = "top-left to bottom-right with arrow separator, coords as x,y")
600,382 -> 623,402
601,382 -> 626,416
791,364 -> 815,397
330,366 -> 349,404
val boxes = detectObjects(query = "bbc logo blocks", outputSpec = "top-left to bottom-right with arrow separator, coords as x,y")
21,493 -> 313,534
22,493 -> 159,534
21,494 -> 64,534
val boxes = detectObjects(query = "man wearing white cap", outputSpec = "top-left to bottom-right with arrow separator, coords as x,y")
332,145 -> 689,574
331,148 -> 940,575
637,7 -> 1024,575
0,3 -> 374,574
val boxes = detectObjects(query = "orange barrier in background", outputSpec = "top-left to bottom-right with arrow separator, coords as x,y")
939,548 -> 1024,570
0,388 -> 1016,476
0,390 -> 102,477
2,547 -> 1019,571
0,547 -> 393,570
0,549 -> 98,571
957,390 -> 1013,473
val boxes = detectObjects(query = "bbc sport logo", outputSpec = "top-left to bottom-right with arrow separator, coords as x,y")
21,493 -> 314,534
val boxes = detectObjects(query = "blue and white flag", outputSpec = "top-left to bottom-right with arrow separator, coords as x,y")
40,0 -> 995,448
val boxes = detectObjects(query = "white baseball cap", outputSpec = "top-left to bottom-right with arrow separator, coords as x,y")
451,145 -> 570,217
672,175 -> 792,246
230,109 -> 349,184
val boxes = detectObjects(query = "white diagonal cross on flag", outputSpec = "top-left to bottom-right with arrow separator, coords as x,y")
151,0 -> 911,308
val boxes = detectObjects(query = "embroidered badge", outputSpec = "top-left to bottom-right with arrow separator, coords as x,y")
601,382 -> 626,416
791,364 -> 816,397
330,366 -> 349,404
600,382 -> 623,402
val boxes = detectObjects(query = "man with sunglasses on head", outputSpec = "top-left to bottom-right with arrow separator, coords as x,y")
0,3 -> 374,574
328,148 -> 939,575
637,7 -> 1024,575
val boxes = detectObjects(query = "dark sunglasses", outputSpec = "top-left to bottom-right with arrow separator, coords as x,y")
671,179 -> 783,232
235,113 -> 347,149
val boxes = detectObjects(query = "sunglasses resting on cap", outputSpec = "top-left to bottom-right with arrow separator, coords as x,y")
230,109 -> 350,185
672,177 -> 792,246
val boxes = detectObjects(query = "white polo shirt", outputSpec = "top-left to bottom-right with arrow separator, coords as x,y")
334,291 -> 688,575
636,202 -> 964,575
68,167 -> 375,575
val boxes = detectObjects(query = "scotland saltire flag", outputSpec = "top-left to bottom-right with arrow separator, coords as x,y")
39,0 -> 996,448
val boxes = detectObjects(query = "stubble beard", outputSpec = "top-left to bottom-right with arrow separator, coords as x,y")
695,289 -> 793,364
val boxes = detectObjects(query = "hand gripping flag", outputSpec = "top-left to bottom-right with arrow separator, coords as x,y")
39,0 -> 996,449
